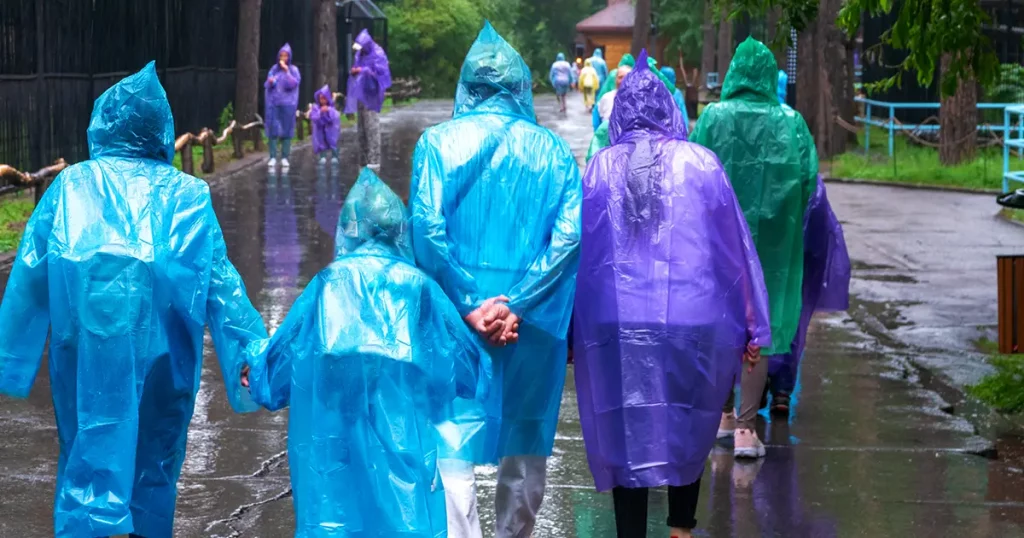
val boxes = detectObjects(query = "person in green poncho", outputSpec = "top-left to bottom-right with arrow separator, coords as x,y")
690,37 -> 817,460
587,55 -> 676,162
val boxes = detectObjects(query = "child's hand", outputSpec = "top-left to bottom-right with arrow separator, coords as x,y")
351,67 -> 362,75
320,104 -> 329,114
743,343 -> 761,373
240,365 -> 250,388
279,60 -> 288,71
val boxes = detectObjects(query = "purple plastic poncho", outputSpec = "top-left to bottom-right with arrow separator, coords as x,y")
345,29 -> 392,114
769,176 -> 851,393
574,52 -> 772,492
310,84 -> 341,153
264,43 -> 301,138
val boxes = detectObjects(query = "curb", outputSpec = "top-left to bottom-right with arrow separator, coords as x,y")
824,176 -> 1002,195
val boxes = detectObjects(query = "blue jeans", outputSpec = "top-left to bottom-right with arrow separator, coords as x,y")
318,148 -> 339,160
269,137 -> 292,159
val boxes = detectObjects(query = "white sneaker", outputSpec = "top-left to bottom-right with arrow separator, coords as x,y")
331,157 -> 339,164
717,411 -> 737,440
734,428 -> 766,459
319,157 -> 327,165
267,158 -> 277,168
281,158 -> 290,168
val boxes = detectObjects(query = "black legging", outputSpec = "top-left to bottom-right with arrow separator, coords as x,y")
612,477 -> 702,537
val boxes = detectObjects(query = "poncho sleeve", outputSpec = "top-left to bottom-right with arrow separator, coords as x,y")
423,278 -> 491,412
0,181 -> 58,398
203,191 -> 268,413
246,275 -> 322,411
410,138 -> 481,316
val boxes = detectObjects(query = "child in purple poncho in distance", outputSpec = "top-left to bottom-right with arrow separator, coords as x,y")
265,43 -> 301,169
574,51 -> 771,538
345,29 -> 391,171
310,85 -> 340,165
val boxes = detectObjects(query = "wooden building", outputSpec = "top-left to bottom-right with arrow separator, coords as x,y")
575,0 -> 666,69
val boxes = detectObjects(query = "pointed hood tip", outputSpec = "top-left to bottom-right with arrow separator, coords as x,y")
636,50 -> 650,71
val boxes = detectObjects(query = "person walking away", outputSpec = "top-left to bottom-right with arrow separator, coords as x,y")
265,43 -> 301,169
660,66 -> 691,127
690,37 -> 817,459
589,47 -> 609,87
345,29 -> 392,172
310,84 -> 341,165
242,168 -> 492,537
409,22 -> 581,538
575,51 -> 771,538
579,59 -> 600,111
571,59 -> 581,90
550,52 -> 574,114
593,54 -> 635,130
0,62 -> 267,538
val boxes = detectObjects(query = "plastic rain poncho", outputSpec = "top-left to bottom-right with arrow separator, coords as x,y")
690,37 -> 818,356
410,23 -> 581,463
594,54 -> 635,130
311,84 -> 341,154
247,168 -> 490,538
590,48 -> 609,86
660,66 -> 691,126
550,53 -> 573,95
768,176 -> 851,394
778,69 -> 789,104
345,29 -> 393,114
574,52 -> 771,492
579,59 -> 600,90
265,43 -> 301,138
0,62 -> 265,538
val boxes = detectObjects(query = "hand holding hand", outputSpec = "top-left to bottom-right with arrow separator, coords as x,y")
743,343 -> 761,373
465,296 -> 512,346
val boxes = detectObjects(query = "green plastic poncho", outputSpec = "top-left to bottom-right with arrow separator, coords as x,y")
690,38 -> 818,355
591,55 -> 674,144
0,62 -> 266,538
410,23 -> 581,463
247,168 -> 490,537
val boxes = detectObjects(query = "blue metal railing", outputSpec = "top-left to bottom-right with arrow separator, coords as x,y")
1006,105 -> 1024,191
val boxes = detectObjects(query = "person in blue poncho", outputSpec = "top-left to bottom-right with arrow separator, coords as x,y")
0,62 -> 266,538
243,168 -> 492,537
409,22 -> 582,538
550,52 -> 574,114
660,65 -> 691,127
589,47 -> 609,87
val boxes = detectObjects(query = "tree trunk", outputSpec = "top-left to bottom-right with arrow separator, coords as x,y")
939,52 -> 978,165
312,0 -> 338,92
767,8 -> 787,71
796,0 -> 854,159
632,0 -> 652,58
234,0 -> 262,127
716,3 -> 733,79
700,0 -> 717,86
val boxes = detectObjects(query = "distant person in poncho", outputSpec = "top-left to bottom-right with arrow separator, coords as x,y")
690,37 -> 817,459
409,22 -> 581,538
310,84 -> 341,165
265,43 -> 301,169
345,29 -> 392,172
549,52 -> 574,114
579,58 -> 601,111
574,51 -> 770,538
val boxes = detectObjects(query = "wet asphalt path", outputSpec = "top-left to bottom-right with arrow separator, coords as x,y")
2,94 -> 1024,537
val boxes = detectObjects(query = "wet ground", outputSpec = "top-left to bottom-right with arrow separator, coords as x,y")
3,95 -> 1024,537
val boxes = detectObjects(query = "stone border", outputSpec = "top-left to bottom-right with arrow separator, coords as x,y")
825,176 -> 1002,195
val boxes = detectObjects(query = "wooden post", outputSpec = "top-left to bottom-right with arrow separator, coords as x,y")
998,255 -> 1024,354
180,141 -> 194,175
233,130 -> 245,159
34,179 -> 46,205
296,111 -> 305,141
253,127 -> 264,151
201,130 -> 216,174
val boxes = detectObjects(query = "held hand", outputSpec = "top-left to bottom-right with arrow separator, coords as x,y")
240,365 -> 250,388
279,61 -> 288,71
268,76 -> 276,84
502,313 -> 521,345
465,296 -> 511,346
743,343 -> 761,373
351,67 -> 362,75
320,104 -> 329,114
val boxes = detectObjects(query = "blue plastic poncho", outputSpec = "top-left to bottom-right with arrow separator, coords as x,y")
768,176 -> 851,394
265,43 -> 302,138
550,53 -> 573,96
410,22 -> 582,463
0,62 -> 266,538
590,48 -> 609,86
660,66 -> 691,127
777,69 -> 788,104
690,38 -> 818,356
247,168 -> 490,537
574,52 -> 771,492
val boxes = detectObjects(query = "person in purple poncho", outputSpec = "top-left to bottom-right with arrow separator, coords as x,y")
345,29 -> 392,171
310,84 -> 341,165
264,43 -> 301,169
574,51 -> 772,538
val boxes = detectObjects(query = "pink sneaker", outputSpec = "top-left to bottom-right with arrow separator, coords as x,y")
734,428 -> 766,459
717,412 -> 736,439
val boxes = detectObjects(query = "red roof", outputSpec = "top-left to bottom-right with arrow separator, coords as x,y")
576,0 -> 634,34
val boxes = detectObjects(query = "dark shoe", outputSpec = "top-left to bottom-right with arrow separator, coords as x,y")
759,385 -> 769,410
770,392 -> 791,417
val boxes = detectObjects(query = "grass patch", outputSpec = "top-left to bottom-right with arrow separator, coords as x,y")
0,193 -> 36,254
968,337 -> 1024,414
830,125 -> 1024,191
1001,208 -> 1024,225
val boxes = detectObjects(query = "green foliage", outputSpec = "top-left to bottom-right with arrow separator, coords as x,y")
985,63 -> 1024,103
0,195 -> 34,254
219,102 -> 235,133
968,353 -> 1024,414
654,0 -> 705,69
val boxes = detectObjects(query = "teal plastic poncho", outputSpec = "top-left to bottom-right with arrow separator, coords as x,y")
0,62 -> 266,538
410,22 -> 582,463
690,38 -> 818,355
247,168 -> 490,537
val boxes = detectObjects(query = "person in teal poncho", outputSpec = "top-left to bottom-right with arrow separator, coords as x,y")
243,168 -> 492,537
409,22 -> 581,538
660,65 -> 691,127
0,62 -> 266,538
690,37 -> 817,460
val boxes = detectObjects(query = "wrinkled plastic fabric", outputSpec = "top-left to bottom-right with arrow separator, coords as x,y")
0,62 -> 265,538
310,84 -> 341,153
590,48 -> 609,86
777,70 -> 788,104
246,168 -> 490,538
550,53 -> 573,95
769,177 -> 851,393
587,119 -> 610,162
265,43 -> 301,138
410,23 -> 581,463
593,54 -> 635,129
660,66 -> 691,127
690,37 -> 817,355
575,54 -> 771,492
345,29 -> 392,114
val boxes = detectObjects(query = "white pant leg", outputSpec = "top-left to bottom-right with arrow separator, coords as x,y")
494,456 -> 548,538
438,458 -> 483,538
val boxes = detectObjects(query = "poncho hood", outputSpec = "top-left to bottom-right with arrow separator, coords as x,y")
660,65 -> 677,86
278,43 -> 293,64
454,22 -> 535,122
87,62 -> 175,164
721,37 -> 779,103
335,167 -> 413,261
355,29 -> 377,50
609,51 -> 687,144
314,84 -> 335,107
556,52 -> 566,62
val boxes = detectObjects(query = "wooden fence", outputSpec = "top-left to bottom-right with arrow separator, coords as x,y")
0,159 -> 69,203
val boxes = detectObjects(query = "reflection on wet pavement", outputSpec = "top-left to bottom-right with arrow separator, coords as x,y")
2,95 -> 1024,537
